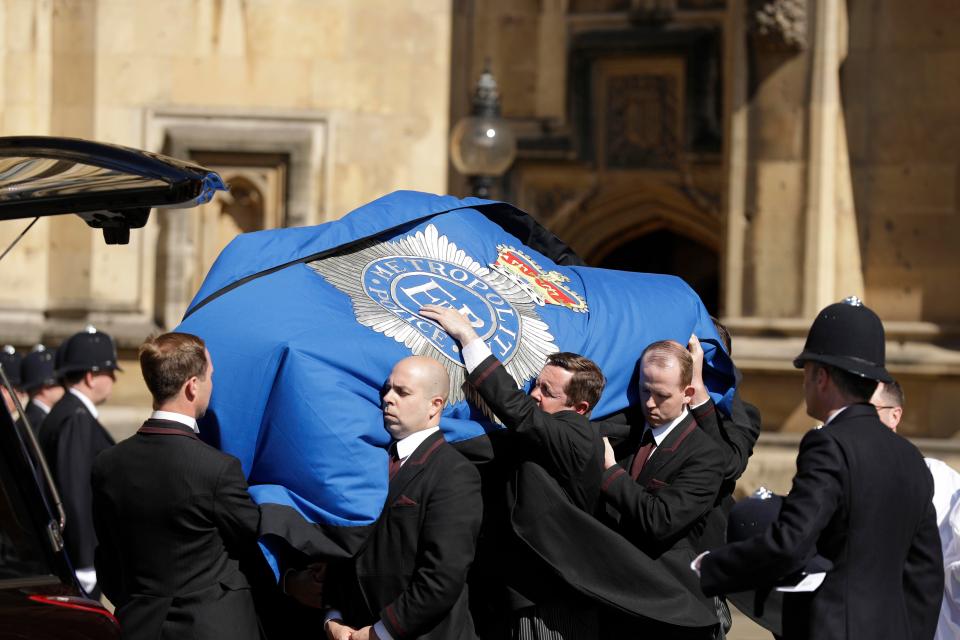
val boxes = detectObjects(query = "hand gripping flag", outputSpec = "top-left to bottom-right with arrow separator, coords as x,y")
177,191 -> 735,613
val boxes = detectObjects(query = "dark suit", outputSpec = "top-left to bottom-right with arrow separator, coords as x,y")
450,361 -> 727,631
691,395 -> 763,636
328,430 -> 482,639
600,410 -> 725,637
691,394 -> 760,555
18,399 -> 48,435
39,390 -> 115,575
466,354 -> 604,629
700,403 -> 944,640
91,419 -> 262,640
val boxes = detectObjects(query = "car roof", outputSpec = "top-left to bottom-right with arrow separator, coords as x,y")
0,136 -> 226,244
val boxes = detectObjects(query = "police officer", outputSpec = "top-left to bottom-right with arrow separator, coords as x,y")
0,344 -> 26,418
694,297 -> 943,640
18,344 -> 63,435
39,325 -> 120,598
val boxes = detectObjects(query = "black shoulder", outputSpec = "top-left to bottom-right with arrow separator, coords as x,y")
681,419 -> 723,450
435,440 -> 481,478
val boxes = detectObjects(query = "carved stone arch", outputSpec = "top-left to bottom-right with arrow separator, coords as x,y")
543,178 -> 722,312
547,178 -> 721,262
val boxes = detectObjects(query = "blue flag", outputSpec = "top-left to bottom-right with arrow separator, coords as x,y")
177,190 -> 735,575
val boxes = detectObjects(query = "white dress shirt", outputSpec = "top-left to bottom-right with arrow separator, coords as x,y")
644,407 -> 690,447
69,387 -> 98,419
461,337 -> 492,374
31,398 -> 51,415
394,426 -> 440,466
149,410 -> 199,434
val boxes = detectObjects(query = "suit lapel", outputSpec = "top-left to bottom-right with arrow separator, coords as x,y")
386,430 -> 445,506
638,412 -> 696,483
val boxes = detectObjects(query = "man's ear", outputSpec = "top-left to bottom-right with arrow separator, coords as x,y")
890,406 -> 903,431
816,365 -> 830,389
84,371 -> 97,388
572,400 -> 590,416
184,377 -> 198,402
428,395 -> 444,420
682,384 -> 696,404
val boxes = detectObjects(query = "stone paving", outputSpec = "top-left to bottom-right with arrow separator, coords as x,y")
728,609 -> 772,640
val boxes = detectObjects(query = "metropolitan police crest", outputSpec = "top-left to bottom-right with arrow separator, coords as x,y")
308,224 -> 565,414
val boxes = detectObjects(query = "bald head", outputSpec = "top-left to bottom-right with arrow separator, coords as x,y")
402,356 -> 449,402
382,356 -> 449,439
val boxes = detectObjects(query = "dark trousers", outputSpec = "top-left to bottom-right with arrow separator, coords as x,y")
602,609 -> 719,640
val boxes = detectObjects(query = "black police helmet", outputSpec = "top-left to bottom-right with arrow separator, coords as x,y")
21,345 -> 57,392
728,489 -> 834,585
0,345 -> 23,387
56,326 -> 122,377
793,296 -> 892,383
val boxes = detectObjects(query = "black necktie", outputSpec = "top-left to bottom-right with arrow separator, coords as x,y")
629,428 -> 656,479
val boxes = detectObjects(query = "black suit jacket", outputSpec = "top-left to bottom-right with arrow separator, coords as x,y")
700,403 -> 944,640
467,354 -> 604,608
39,391 -> 115,570
691,394 -> 762,552
329,430 -> 482,640
91,419 -> 262,640
601,410 -> 725,630
17,400 -> 48,436
460,356 -> 721,628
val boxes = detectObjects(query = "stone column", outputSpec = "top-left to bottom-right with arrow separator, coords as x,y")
802,0 -> 846,316
722,0 -> 749,318
46,0 -> 97,323
739,0 -> 810,319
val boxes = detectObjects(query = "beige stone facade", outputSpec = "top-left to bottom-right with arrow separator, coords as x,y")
0,0 -> 452,423
0,0 -> 451,328
450,0 -> 960,446
1,1 -> 959,483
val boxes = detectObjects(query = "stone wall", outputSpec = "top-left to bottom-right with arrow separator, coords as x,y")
449,0 -> 960,442
845,0 -> 960,324
0,0 -> 452,337
0,0 -> 453,425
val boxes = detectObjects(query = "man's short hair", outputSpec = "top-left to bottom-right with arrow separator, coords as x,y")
641,340 -> 694,387
61,371 -> 86,387
710,316 -> 732,354
545,352 -> 605,410
812,362 -> 878,402
139,333 -> 208,405
879,379 -> 904,408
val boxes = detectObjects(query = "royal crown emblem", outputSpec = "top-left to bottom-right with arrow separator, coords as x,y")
307,224 -> 562,413
490,246 -> 588,313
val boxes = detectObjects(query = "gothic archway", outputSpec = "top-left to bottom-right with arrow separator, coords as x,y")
592,228 -> 720,314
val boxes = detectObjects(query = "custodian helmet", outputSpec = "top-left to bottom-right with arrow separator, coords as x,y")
56,325 -> 122,378
793,296 -> 892,383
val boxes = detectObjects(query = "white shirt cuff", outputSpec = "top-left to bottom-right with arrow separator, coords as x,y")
461,338 -> 492,374
75,567 -> 97,594
323,609 -> 343,625
690,551 -> 709,577
374,619 -> 394,640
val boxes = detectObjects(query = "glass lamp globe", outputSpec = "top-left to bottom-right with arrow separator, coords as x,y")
449,115 -> 517,178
